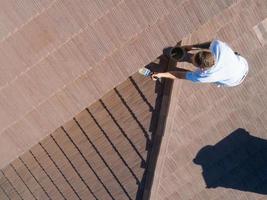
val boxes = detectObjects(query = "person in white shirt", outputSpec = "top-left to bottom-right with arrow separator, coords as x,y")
152,40 -> 249,87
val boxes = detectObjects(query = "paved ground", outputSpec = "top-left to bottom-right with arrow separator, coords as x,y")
0,0 -> 267,199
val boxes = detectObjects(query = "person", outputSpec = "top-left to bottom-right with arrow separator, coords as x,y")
152,40 -> 249,87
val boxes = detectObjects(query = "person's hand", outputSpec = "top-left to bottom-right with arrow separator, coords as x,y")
182,45 -> 193,51
151,73 -> 160,81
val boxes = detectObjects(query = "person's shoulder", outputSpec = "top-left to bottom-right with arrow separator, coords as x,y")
210,39 -> 226,50
210,39 -> 231,58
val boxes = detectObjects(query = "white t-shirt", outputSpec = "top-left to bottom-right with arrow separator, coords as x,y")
186,40 -> 249,87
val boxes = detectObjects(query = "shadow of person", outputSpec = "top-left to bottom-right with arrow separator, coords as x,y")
194,128 -> 267,194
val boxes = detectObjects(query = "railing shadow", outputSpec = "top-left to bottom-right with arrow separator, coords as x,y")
113,88 -> 151,154
95,59 -> 172,200
72,118 -> 133,200
85,107 -> 140,185
194,128 -> 267,194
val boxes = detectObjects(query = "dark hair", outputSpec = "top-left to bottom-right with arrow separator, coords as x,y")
194,51 -> 214,69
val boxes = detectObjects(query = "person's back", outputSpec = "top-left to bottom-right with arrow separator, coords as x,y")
208,40 -> 248,86
186,40 -> 249,87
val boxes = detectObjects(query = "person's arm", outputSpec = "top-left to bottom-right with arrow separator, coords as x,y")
151,70 -> 189,80
182,41 -> 212,51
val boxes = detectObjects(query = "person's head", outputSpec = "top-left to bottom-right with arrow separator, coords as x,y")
193,51 -> 215,70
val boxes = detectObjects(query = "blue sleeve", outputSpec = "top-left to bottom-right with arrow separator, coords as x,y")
185,71 -> 217,83
186,72 -> 200,82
